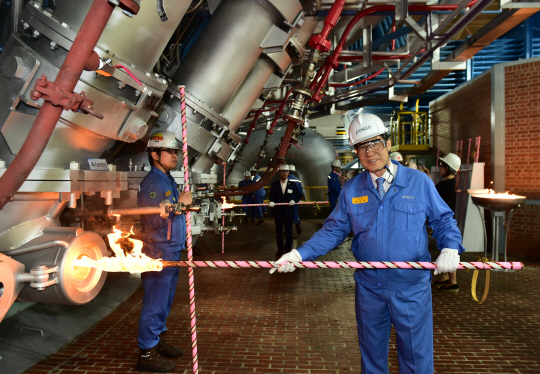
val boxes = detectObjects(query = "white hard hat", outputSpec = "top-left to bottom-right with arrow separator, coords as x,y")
331,159 -> 342,168
390,152 -> 403,162
147,131 -> 180,149
279,164 -> 290,171
249,166 -> 258,172
289,165 -> 296,172
348,113 -> 388,146
440,152 -> 461,172
244,171 -> 251,177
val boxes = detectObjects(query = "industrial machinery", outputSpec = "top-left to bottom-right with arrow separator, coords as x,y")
0,0 -> 522,320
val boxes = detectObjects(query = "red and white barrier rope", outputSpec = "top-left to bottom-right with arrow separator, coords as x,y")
161,260 -> 524,271
179,85 -> 198,374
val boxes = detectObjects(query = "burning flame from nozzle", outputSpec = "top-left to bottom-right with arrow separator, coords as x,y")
74,226 -> 163,273
220,196 -> 235,210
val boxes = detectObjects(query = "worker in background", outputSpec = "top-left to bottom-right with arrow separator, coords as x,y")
408,160 -> 418,169
137,131 -> 192,373
269,164 -> 302,259
250,165 -> 266,223
239,171 -> 255,225
390,151 -> 404,165
419,153 -> 461,292
274,113 -> 463,374
288,165 -> 304,235
328,159 -> 343,210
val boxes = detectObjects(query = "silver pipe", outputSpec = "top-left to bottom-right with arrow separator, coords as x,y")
10,0 -> 24,33
45,201 -> 69,222
108,206 -> 161,216
4,240 -> 70,256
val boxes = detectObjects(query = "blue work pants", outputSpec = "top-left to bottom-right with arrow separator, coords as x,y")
138,249 -> 181,349
355,281 -> 433,374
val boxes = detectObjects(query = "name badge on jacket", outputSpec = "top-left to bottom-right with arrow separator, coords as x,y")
287,189 -> 292,194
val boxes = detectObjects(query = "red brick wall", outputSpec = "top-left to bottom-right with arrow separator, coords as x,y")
505,61 -> 540,260
429,73 -> 492,186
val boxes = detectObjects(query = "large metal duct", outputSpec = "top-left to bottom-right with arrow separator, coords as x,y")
227,127 -> 336,188
222,15 -> 321,131
172,0 -> 286,112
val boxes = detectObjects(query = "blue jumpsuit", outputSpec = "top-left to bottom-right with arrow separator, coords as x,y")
328,171 -> 342,210
137,167 -> 186,350
239,178 -> 260,218
288,174 -> 303,224
252,174 -> 265,218
298,160 -> 464,373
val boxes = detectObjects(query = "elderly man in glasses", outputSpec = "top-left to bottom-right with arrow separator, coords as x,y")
136,131 -> 192,372
274,113 -> 464,374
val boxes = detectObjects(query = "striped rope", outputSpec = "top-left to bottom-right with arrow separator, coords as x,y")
233,201 -> 328,207
161,260 -> 524,271
179,86 -> 198,374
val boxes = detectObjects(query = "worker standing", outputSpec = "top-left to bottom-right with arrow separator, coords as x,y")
328,159 -> 343,210
275,113 -> 464,374
420,153 -> 461,292
136,131 -> 192,373
288,165 -> 304,234
250,165 -> 265,225
269,164 -> 302,259
238,171 -> 255,225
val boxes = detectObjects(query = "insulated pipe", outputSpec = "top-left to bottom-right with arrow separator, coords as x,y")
0,0 -> 136,210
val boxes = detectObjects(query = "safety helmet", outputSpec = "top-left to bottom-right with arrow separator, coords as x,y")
390,152 -> 403,162
249,166 -> 258,172
244,171 -> 251,177
439,152 -> 461,172
348,113 -> 388,146
279,164 -> 290,171
147,131 -> 180,150
289,165 -> 296,172
331,159 -> 342,168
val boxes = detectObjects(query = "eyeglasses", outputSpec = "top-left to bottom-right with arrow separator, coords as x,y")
439,162 -> 447,168
162,149 -> 179,155
355,139 -> 386,155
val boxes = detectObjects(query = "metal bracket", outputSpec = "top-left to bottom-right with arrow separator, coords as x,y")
404,16 -> 427,40
18,265 -> 58,290
362,26 -> 372,69
395,0 -> 408,30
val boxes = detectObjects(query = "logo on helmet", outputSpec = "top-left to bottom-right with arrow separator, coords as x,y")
355,125 -> 371,135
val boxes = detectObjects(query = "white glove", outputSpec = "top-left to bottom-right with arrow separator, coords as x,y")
289,200 -> 295,206
269,201 -> 275,207
434,248 -> 460,275
270,249 -> 302,274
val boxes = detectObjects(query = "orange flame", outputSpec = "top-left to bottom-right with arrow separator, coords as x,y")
481,189 -> 524,199
74,226 -> 163,273
220,196 -> 235,210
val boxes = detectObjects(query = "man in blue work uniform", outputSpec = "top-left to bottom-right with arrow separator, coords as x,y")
269,164 -> 302,259
136,131 -> 192,373
328,159 -> 343,210
288,165 -> 304,234
275,113 -> 463,374
239,170 -> 255,224
251,165 -> 267,220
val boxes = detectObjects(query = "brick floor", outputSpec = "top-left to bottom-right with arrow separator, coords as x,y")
23,219 -> 540,373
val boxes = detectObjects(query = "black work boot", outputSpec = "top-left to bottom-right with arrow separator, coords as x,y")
157,332 -> 184,358
136,346 -> 176,372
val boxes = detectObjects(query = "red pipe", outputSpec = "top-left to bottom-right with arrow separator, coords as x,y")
310,1 -> 478,101
216,121 -> 297,198
0,0 -> 130,209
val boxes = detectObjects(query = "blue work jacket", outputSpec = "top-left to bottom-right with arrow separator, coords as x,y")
288,174 -> 303,196
251,174 -> 266,200
239,178 -> 254,203
328,171 -> 342,201
138,167 -> 186,251
298,160 -> 464,291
